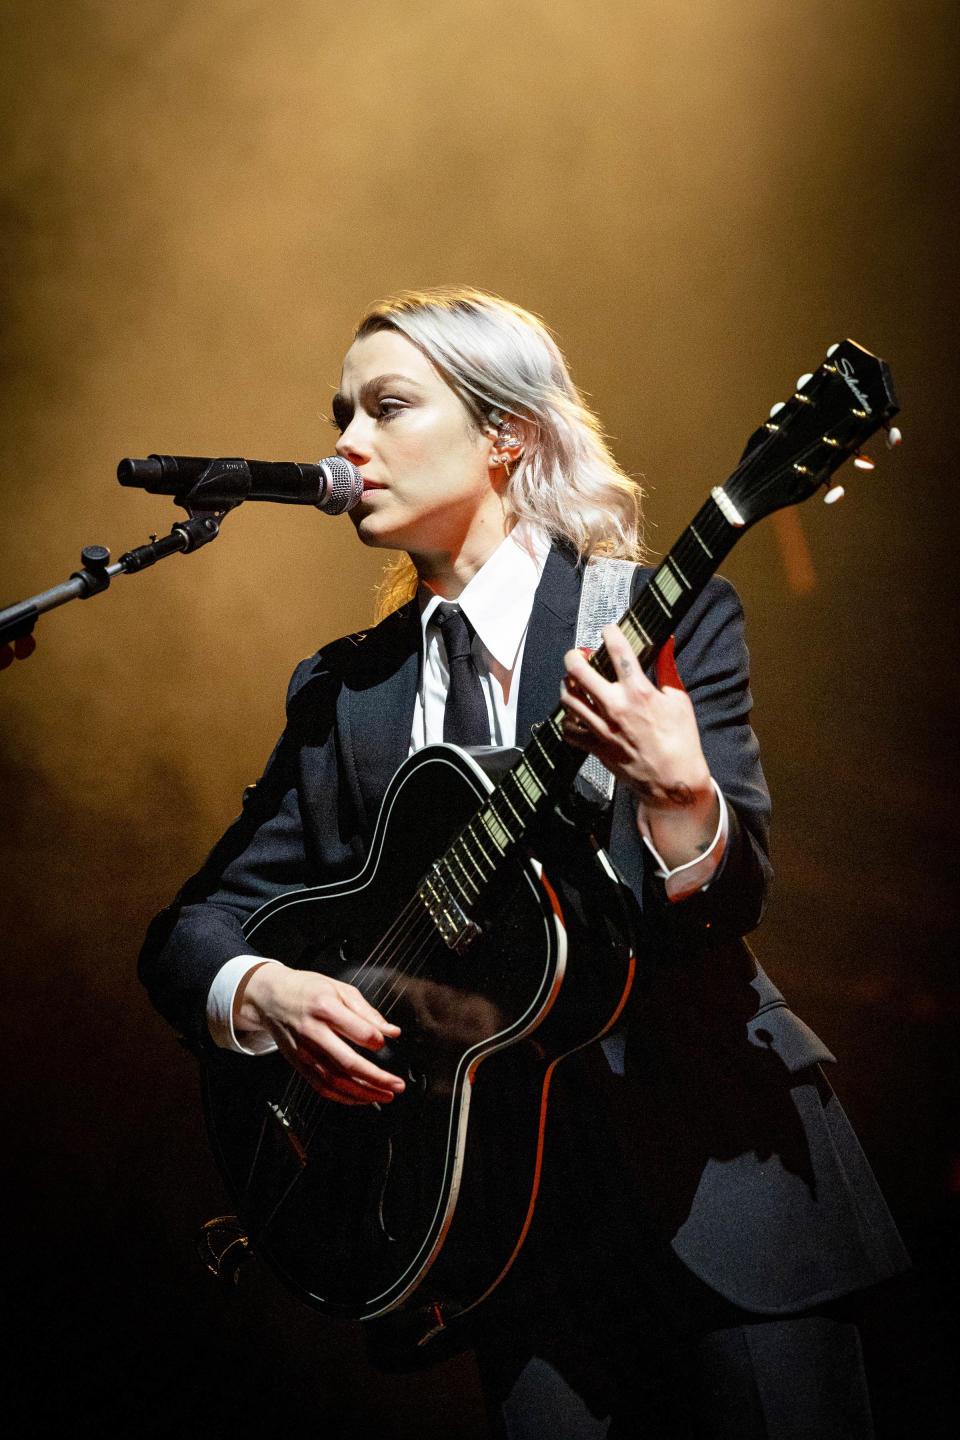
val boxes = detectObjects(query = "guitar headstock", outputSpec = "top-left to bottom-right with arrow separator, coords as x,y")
722,339 -> 900,526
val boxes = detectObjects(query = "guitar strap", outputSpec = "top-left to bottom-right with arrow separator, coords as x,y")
574,555 -> 639,802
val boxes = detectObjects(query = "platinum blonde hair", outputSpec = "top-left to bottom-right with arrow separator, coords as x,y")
353,288 -> 646,616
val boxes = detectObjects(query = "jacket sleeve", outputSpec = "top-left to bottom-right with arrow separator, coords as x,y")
608,574 -> 772,950
138,655 -> 323,1054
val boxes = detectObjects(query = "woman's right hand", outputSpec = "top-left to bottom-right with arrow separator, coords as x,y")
234,962 -> 405,1105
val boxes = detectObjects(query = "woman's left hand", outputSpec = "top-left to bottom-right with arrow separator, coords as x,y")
561,623 -> 719,869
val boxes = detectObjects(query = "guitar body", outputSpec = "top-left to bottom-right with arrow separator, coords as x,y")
203,744 -> 636,1326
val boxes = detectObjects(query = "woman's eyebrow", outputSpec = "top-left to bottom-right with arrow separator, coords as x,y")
333,373 -> 425,408
360,372 -> 424,395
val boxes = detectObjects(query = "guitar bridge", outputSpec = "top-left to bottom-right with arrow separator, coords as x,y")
267,1100 -> 308,1165
419,863 -> 481,954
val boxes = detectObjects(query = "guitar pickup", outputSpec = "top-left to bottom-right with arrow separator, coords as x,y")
419,864 -> 482,954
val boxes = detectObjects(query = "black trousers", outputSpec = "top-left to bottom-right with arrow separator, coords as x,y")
469,1126 -> 877,1440
469,1064 -> 875,1440
477,1310 -> 873,1440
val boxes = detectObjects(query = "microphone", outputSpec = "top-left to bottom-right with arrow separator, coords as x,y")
117,454 -> 364,514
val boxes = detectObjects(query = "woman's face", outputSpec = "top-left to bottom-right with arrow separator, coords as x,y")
334,329 -> 508,568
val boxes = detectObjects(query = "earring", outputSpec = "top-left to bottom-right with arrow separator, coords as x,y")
491,420 -> 522,470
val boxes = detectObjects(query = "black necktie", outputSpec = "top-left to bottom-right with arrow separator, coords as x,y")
436,603 -> 488,746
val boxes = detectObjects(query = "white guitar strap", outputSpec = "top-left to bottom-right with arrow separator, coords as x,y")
574,555 -> 639,802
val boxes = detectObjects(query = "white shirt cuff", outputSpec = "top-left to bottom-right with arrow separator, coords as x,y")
206,955 -> 281,1054
639,779 -> 729,903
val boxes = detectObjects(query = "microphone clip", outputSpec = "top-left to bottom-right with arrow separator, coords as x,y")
173,457 -> 254,514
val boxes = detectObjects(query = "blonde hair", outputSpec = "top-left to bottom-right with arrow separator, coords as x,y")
353,288 -> 646,618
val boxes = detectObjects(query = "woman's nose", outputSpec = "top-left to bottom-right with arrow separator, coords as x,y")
336,418 -> 369,465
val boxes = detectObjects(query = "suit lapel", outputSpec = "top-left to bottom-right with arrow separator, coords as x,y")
338,601 -> 422,835
516,543 -> 582,745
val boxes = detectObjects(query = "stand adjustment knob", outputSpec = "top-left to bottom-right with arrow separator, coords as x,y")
81,545 -> 111,571
73,544 -> 113,598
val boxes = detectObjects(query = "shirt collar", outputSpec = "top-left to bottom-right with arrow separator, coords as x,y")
419,525 -> 551,671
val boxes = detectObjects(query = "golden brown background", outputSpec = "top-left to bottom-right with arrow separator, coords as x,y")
2,2 -> 957,1435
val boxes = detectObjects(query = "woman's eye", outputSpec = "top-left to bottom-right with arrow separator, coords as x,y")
376,397 -> 406,420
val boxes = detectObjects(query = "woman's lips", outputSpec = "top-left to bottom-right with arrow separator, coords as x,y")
361,479 -> 387,493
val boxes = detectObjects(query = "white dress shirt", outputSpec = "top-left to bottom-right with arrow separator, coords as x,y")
207,527 -> 728,1053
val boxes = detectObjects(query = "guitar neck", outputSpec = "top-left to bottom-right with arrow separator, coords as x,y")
594,489 -> 744,676
421,492 -> 744,944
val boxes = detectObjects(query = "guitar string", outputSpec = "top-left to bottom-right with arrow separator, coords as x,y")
275,871 -> 453,1141
268,850 -> 456,1129
285,906 -> 444,1153
273,897 -> 436,1141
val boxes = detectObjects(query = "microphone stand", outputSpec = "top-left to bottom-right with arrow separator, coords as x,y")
0,483 -> 235,669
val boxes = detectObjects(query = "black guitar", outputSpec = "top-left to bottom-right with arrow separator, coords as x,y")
202,340 -> 899,1344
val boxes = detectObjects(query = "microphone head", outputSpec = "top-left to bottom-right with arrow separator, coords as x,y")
316,456 -> 364,514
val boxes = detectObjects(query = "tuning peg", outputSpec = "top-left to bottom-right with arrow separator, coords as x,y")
769,401 -> 785,418
885,425 -> 902,449
795,372 -> 814,390
853,453 -> 875,471
823,485 -> 845,504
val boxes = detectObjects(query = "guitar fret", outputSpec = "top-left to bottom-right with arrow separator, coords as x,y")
481,809 -> 512,854
620,614 -> 652,650
653,563 -> 684,607
504,772 -> 537,812
673,534 -> 709,577
689,523 -> 713,559
438,864 -> 472,908
445,847 -> 480,900
492,789 -> 523,832
454,835 -> 486,886
514,760 -> 546,804
673,540 -> 716,596
648,584 -> 672,618
635,595 -> 668,644
467,821 -> 498,867
530,724 -> 562,776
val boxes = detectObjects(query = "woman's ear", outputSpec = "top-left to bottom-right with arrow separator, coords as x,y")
487,416 -> 525,470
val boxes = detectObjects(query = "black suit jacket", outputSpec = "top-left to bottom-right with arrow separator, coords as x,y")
140,544 -> 906,1316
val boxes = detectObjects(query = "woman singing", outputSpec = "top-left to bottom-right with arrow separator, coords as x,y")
141,288 -> 905,1438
